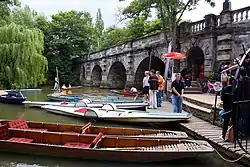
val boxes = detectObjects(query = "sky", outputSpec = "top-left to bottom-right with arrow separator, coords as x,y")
19,0 -> 249,28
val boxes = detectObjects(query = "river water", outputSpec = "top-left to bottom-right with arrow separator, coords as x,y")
0,87 -> 243,167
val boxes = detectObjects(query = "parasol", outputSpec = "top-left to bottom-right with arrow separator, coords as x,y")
162,52 -> 186,59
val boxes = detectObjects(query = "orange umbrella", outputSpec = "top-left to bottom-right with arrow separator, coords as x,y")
162,52 -> 186,59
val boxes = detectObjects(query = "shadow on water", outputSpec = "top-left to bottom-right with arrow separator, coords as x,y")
0,86 -> 244,167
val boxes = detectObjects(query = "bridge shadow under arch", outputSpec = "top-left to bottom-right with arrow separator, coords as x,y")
186,47 -> 205,80
107,62 -> 126,89
134,56 -> 165,89
91,65 -> 102,87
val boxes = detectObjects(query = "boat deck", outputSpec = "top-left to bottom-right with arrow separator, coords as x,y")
179,116 -> 250,165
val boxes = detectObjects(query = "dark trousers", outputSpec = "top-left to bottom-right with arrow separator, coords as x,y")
185,79 -> 191,87
222,113 -> 230,139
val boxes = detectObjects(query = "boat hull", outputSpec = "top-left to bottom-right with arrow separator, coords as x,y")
110,90 -> 144,97
0,96 -> 26,104
0,140 -> 213,162
23,101 -> 148,111
47,95 -> 144,103
42,105 -> 192,123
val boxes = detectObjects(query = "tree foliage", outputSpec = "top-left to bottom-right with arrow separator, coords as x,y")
44,10 -> 93,85
0,0 -> 20,25
0,23 -> 48,89
93,8 -> 105,50
119,0 -> 215,51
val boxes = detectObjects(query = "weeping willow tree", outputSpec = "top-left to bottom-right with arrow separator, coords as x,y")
0,23 -> 48,89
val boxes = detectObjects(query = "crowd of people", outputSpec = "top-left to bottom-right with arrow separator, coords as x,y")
219,53 -> 250,141
142,69 -> 165,109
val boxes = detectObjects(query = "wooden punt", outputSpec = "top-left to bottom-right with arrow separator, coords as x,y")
0,124 -> 214,162
110,90 -> 144,97
0,119 -> 188,139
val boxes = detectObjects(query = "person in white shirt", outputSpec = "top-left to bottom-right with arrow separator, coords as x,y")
142,71 -> 150,103
130,87 -> 138,93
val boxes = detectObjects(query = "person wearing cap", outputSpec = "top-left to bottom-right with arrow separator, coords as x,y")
148,69 -> 159,109
142,71 -> 150,103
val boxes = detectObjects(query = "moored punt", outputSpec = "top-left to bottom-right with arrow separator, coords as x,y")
23,100 -> 149,111
5,89 -> 42,93
110,90 -> 144,97
61,86 -> 83,90
0,125 -> 214,162
47,94 -> 144,103
0,90 -> 26,105
41,105 -> 192,123
0,118 -> 188,139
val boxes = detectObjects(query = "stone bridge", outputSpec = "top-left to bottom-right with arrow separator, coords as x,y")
74,2 -> 250,89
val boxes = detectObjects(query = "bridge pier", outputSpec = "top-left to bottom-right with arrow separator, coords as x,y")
125,73 -> 134,88
100,75 -> 108,89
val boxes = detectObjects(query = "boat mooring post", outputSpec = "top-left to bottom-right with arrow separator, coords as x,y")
213,82 -> 223,125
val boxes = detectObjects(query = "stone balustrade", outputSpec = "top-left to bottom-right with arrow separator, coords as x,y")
190,20 -> 206,33
232,6 -> 250,23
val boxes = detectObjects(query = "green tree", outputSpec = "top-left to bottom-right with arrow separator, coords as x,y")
45,10 -> 93,85
103,26 -> 130,47
11,5 -> 49,35
93,8 -> 104,50
120,0 -> 215,51
0,23 -> 48,89
0,0 -> 20,26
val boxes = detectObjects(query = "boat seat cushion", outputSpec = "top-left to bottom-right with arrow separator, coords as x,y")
0,125 -> 10,140
7,118 -> 29,129
8,137 -> 34,143
64,142 -> 91,148
7,119 -> 48,131
63,132 -> 103,149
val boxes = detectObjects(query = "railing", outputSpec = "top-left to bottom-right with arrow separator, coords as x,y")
190,20 -> 205,33
232,6 -> 250,23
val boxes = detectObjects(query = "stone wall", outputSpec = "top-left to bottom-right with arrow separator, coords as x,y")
80,33 -> 167,88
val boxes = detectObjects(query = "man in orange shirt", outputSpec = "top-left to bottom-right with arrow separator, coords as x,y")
156,71 -> 165,107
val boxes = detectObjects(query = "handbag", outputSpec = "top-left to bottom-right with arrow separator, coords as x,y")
225,125 -> 234,142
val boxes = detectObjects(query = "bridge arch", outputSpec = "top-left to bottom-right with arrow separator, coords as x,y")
134,56 -> 165,89
186,46 -> 205,80
107,61 -> 126,89
91,65 -> 102,87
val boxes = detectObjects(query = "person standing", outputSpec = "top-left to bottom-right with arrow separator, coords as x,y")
171,73 -> 185,113
220,77 -> 233,141
142,71 -> 150,103
156,71 -> 165,107
148,69 -> 159,109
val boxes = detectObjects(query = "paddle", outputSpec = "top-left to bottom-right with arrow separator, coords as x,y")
133,93 -> 139,101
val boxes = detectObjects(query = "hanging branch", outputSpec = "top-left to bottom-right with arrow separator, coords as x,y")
0,23 -> 48,89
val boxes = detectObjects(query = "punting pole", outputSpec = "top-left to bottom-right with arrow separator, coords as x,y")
56,67 -> 60,92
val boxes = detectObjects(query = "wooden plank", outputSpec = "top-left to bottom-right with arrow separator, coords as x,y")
178,113 -> 250,166
196,129 -> 221,133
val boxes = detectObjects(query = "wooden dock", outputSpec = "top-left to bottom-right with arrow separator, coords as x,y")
179,116 -> 250,165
